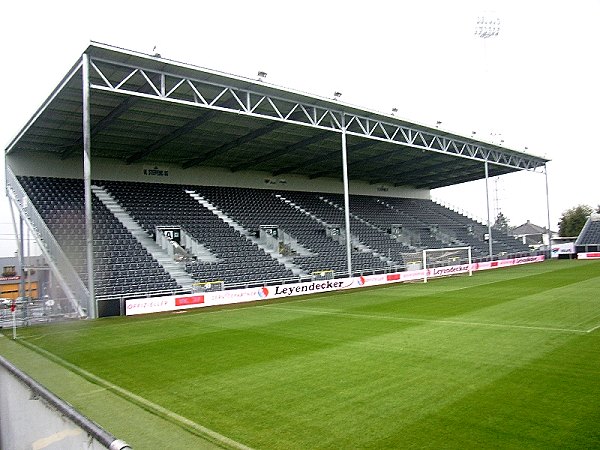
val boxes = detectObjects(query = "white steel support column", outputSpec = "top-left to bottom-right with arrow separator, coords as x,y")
484,160 -> 493,257
8,199 -> 23,339
82,53 -> 96,319
341,125 -> 353,277
544,164 -> 552,254
7,201 -> 19,260
19,217 -> 26,299
9,199 -> 25,300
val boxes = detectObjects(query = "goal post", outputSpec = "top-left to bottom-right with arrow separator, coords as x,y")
311,270 -> 335,281
191,280 -> 225,293
423,246 -> 472,283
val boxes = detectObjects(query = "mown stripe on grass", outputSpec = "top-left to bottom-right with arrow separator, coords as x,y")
17,338 -> 254,450
366,329 -> 600,449
264,305 -> 589,334
347,263 -> 600,321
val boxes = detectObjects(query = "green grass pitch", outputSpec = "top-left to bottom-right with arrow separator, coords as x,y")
4,259 -> 600,449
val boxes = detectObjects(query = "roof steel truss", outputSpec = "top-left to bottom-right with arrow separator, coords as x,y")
88,57 -> 546,171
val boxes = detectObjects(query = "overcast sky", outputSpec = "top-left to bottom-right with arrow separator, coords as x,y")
1,0 -> 599,256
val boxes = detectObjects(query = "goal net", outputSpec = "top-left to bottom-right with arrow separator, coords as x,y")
311,270 -> 335,281
423,246 -> 472,283
191,280 -> 225,293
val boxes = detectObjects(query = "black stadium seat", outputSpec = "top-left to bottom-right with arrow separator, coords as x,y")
18,176 -> 535,298
18,176 -> 180,298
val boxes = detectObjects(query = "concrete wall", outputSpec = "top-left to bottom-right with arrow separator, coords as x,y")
7,151 -> 430,200
0,355 -> 129,450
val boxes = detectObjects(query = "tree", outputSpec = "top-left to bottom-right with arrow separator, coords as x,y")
558,205 -> 593,237
493,211 -> 510,234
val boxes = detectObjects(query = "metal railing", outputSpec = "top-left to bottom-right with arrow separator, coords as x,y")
0,355 -> 130,449
6,169 -> 88,316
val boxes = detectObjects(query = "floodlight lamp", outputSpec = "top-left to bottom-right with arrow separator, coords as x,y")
392,107 -> 398,115
257,71 -> 267,80
436,120 -> 442,127
475,16 -> 501,39
333,91 -> 342,99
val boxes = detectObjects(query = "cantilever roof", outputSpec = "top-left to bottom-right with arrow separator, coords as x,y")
5,42 -> 549,189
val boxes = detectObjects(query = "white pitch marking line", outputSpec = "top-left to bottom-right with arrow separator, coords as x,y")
586,323 -> 600,334
267,305 -> 589,334
17,296 -> 336,339
575,309 -> 600,329
75,387 -> 108,398
20,340 -> 254,450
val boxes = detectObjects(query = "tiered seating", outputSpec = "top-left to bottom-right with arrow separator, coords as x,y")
384,198 -> 472,250
20,176 -> 534,300
280,192 -> 411,265
578,221 -> 600,245
330,195 -> 450,251
576,219 -> 600,252
18,176 -> 179,297
101,181 -> 294,286
197,186 -> 388,275
297,194 -> 529,258
423,200 -> 530,255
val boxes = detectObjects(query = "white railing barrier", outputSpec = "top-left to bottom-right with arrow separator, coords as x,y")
6,169 -> 88,316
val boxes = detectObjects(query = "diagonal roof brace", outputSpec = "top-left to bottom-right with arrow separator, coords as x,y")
273,140 -> 376,177
125,109 -> 221,164
364,155 -> 449,179
230,131 -> 331,172
63,72 -> 171,160
398,160 -> 465,184
301,141 -> 381,180
61,95 -> 141,160
182,121 -> 287,169
126,97 -> 241,164
272,154 -> 327,177
414,166 -> 487,189
344,147 -> 403,171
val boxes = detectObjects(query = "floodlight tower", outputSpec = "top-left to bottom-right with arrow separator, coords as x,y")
475,13 -> 501,258
474,14 -> 501,110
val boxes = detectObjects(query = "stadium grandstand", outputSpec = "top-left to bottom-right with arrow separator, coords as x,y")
4,42 -> 550,319
575,213 -> 600,254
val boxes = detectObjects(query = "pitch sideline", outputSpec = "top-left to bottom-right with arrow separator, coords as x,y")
17,338 -> 254,450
